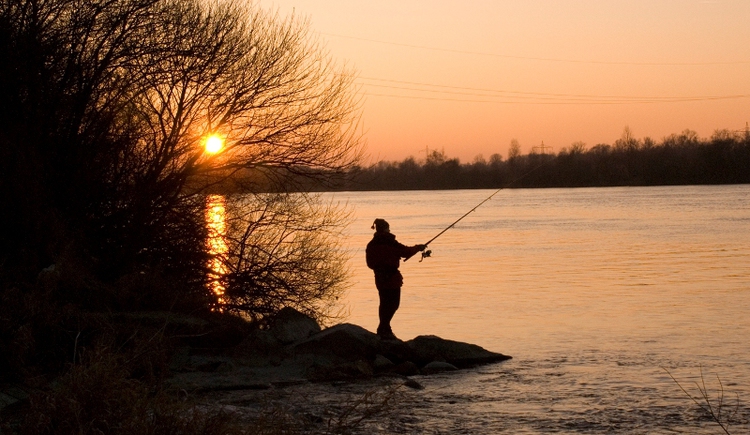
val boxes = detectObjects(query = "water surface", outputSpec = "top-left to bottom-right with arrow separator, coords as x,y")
324,185 -> 750,433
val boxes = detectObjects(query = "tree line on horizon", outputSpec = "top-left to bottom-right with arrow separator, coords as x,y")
332,127 -> 750,191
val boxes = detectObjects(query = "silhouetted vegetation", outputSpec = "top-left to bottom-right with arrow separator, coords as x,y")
0,0 -> 360,422
336,128 -> 750,191
665,367 -> 741,435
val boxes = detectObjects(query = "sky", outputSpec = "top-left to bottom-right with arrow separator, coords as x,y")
258,0 -> 750,162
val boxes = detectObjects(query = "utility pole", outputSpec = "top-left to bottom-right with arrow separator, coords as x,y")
420,145 -> 429,159
533,141 -> 552,155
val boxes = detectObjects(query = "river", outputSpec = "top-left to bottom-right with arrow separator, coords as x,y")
318,185 -> 750,434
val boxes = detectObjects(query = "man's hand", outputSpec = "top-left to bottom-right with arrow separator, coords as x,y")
416,244 -> 428,251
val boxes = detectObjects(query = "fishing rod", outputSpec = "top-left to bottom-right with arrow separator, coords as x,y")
410,159 -> 548,262
410,187 -> 502,262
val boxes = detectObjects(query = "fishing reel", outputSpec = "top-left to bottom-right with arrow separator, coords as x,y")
419,249 -> 432,262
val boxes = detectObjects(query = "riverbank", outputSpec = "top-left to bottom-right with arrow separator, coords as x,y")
0,307 -> 511,434
167,307 -> 511,392
167,307 -> 512,433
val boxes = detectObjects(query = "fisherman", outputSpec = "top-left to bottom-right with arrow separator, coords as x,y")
366,218 -> 426,340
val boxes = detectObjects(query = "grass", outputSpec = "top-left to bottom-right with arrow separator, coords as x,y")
664,366 -> 741,435
1,314 -> 407,435
322,384 -> 406,434
12,344 -> 241,435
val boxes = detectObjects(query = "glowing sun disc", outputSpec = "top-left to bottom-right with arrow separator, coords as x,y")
205,135 -> 224,154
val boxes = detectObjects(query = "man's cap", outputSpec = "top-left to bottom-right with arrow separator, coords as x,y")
371,218 -> 389,232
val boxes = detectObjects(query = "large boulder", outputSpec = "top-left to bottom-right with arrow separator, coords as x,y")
290,327 -> 510,378
290,323 -> 421,365
269,307 -> 321,344
406,335 -> 511,368
231,308 -> 321,364
290,323 -> 381,362
181,315 -> 512,385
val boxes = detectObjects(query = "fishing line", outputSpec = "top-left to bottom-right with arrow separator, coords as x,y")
409,159 -> 549,262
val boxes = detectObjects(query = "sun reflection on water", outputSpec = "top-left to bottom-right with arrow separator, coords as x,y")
205,194 -> 228,304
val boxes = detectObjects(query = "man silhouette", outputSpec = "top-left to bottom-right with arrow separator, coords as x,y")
365,218 -> 426,340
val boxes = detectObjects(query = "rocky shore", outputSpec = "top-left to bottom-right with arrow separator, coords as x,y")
0,308 -> 512,433
169,307 -> 512,393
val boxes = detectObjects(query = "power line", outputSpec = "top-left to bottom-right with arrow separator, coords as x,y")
357,77 -> 750,105
358,76 -> 746,100
361,91 -> 750,105
321,32 -> 750,66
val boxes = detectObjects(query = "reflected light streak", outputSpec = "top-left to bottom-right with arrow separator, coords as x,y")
206,194 -> 229,305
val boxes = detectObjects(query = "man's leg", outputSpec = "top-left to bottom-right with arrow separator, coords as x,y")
377,287 -> 401,337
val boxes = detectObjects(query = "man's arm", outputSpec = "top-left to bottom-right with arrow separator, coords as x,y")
400,244 -> 427,261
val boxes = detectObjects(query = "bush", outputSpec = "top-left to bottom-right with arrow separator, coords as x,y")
20,350 -> 242,435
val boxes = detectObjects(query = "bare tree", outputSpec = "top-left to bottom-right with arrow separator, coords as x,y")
614,125 -> 640,151
508,139 -> 521,160
569,141 -> 587,155
125,0 -> 362,190
217,193 -> 351,322
0,0 -> 361,317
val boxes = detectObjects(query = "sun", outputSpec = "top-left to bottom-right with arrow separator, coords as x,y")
204,134 -> 224,154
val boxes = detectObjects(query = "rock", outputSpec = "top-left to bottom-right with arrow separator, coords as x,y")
306,361 -> 370,382
109,311 -> 210,331
196,361 -> 223,372
421,361 -> 459,375
166,313 -> 512,389
215,361 -> 236,373
168,369 -> 274,392
354,360 -> 374,377
177,313 -> 248,349
232,329 -> 283,362
230,309 -> 319,364
376,338 -> 419,365
305,364 -> 337,382
269,307 -> 321,344
406,335 -> 511,368
270,379 -> 308,388
290,323 -> 422,367
302,412 -> 325,424
391,361 -> 420,376
190,355 -> 236,373
403,379 -> 424,390
373,354 -> 395,372
287,326 -> 510,379
195,381 -> 273,392
291,323 -> 381,362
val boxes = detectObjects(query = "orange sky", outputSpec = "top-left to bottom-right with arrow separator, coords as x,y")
261,0 -> 750,162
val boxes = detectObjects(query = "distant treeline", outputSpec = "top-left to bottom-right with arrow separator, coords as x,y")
331,128 -> 750,191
